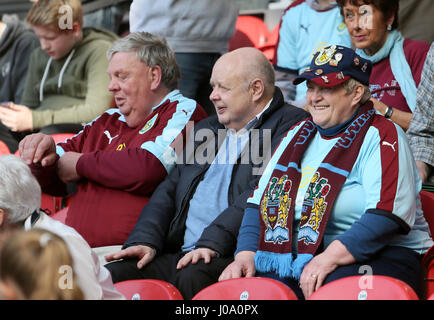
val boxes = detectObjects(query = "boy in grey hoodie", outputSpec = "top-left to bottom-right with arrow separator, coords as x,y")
0,0 -> 117,153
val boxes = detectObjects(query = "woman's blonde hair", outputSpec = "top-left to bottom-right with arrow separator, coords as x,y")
26,0 -> 83,30
0,229 -> 84,300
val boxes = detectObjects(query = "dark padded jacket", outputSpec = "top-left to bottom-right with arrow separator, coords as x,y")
0,17 -> 39,103
124,87 -> 309,256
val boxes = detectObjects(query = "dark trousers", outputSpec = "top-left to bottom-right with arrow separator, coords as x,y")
175,52 -> 221,117
258,246 -> 424,300
105,252 -> 234,300
0,122 -> 83,153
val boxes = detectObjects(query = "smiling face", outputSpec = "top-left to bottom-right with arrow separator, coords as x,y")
32,24 -> 79,60
107,51 -> 157,128
342,2 -> 394,55
306,80 -> 361,129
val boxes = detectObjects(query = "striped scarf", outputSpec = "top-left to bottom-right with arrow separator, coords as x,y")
255,102 -> 376,279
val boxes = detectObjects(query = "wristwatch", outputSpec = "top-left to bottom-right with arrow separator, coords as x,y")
384,106 -> 393,119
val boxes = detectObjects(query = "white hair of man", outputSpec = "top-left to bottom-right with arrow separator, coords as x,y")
0,155 -> 41,224
107,31 -> 181,91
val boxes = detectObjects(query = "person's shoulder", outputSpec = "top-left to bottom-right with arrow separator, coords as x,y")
369,113 -> 405,142
278,103 -> 310,121
403,38 -> 430,58
285,0 -> 306,12
80,27 -> 118,48
194,115 -> 220,132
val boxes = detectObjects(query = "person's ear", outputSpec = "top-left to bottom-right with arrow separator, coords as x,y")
385,12 -> 395,30
149,65 -> 163,91
249,78 -> 265,102
71,22 -> 81,37
351,84 -> 365,106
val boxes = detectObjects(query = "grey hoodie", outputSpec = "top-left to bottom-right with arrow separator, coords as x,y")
0,15 -> 39,103
129,0 -> 239,53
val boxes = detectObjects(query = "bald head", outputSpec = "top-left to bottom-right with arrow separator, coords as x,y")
209,48 -> 276,131
215,48 -> 275,97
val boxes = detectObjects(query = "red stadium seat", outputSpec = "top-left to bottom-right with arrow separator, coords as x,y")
50,206 -> 68,224
14,133 -> 76,157
258,24 -> 280,61
423,245 -> 434,299
0,140 -> 10,155
50,133 -> 75,144
114,279 -> 183,300
420,190 -> 434,235
40,192 -> 63,215
229,15 -> 270,51
420,191 -> 434,299
192,277 -> 298,300
308,275 -> 419,300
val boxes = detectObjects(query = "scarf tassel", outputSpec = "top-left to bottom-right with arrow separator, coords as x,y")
255,251 -> 314,281
291,253 -> 314,280
255,251 -> 294,278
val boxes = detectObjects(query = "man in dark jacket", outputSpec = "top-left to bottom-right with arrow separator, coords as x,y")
105,47 -> 309,299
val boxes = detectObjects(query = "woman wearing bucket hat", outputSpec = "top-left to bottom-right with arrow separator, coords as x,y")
336,0 -> 430,131
219,46 -> 433,299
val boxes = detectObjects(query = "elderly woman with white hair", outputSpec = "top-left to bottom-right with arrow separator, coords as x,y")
0,155 -> 124,300
219,46 -> 433,299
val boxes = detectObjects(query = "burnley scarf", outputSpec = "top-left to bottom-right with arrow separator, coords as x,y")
255,102 -> 376,280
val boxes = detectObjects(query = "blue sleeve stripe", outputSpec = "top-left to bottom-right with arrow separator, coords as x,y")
56,145 -> 65,157
141,93 -> 197,173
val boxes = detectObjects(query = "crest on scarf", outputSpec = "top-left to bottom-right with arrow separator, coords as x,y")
261,175 -> 292,244
298,172 -> 331,245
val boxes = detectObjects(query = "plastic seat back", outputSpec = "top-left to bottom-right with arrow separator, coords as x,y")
308,275 -> 419,300
420,190 -> 434,235
50,206 -> 68,224
114,279 -> 183,300
420,191 -> 434,298
50,133 -> 75,144
0,140 -> 10,155
40,192 -> 63,215
192,277 -> 298,300
258,24 -> 280,61
229,15 -> 270,51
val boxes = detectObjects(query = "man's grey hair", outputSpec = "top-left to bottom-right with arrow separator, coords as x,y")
0,155 -> 41,224
107,32 -> 180,91
343,78 -> 371,104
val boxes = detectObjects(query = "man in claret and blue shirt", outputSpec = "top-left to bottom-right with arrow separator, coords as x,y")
18,32 -> 207,262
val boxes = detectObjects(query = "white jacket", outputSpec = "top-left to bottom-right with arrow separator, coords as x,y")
24,211 -> 125,300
